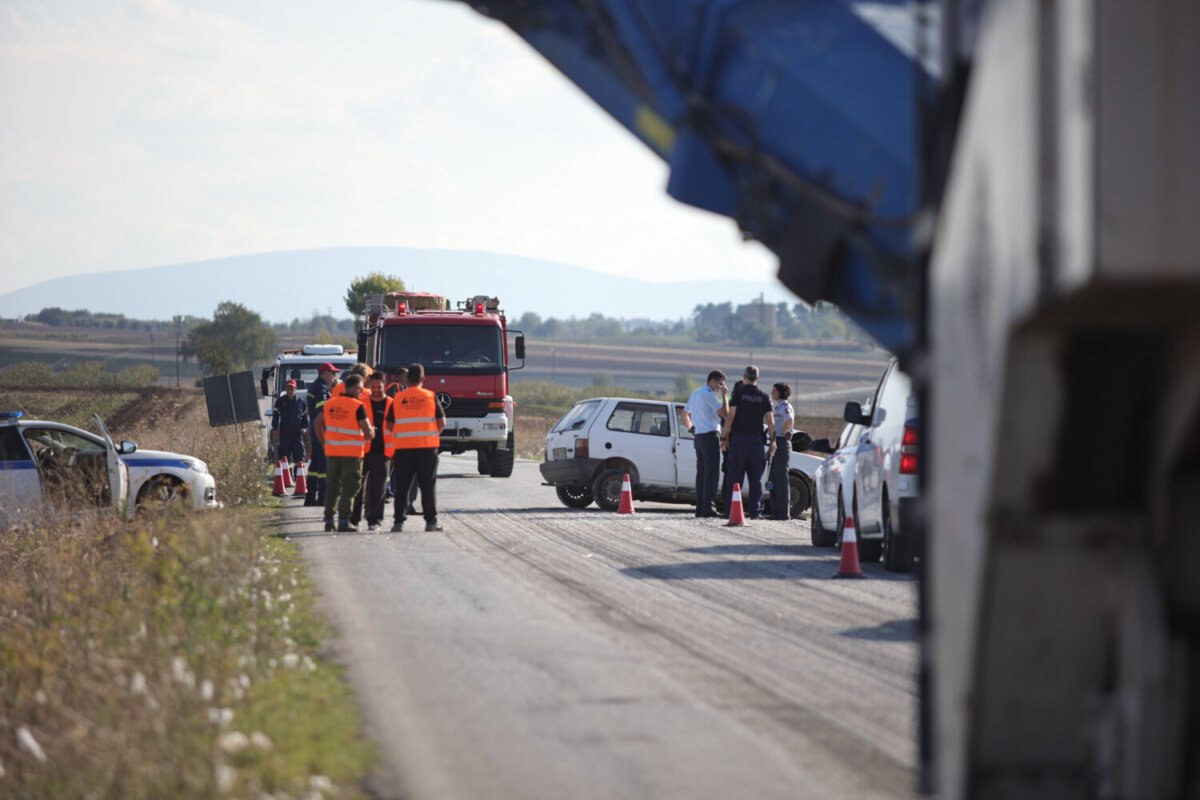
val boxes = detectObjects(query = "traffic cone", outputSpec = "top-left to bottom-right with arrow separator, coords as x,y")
293,461 -> 309,497
271,461 -> 287,496
280,457 -> 294,489
726,483 -> 746,526
617,473 -> 636,514
833,516 -> 866,579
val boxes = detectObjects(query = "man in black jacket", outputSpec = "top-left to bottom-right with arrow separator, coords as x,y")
720,366 -> 774,519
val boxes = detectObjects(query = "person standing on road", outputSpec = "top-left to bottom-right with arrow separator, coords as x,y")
721,366 -> 773,519
350,372 -> 394,531
681,369 -> 729,518
388,363 -> 446,533
768,382 -> 795,520
272,379 -> 308,478
314,375 -> 373,532
304,363 -> 338,507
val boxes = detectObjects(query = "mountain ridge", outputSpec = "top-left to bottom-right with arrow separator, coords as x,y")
0,247 -> 796,323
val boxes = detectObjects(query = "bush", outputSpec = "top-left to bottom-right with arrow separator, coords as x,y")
0,362 -> 55,387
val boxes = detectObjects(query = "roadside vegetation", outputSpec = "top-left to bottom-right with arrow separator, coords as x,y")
0,387 -> 373,798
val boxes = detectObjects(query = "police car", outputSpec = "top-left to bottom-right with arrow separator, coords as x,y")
0,411 -> 217,522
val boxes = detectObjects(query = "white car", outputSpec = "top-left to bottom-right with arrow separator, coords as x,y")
540,396 -> 820,517
809,420 -> 867,548
842,358 -> 920,572
0,411 -> 217,521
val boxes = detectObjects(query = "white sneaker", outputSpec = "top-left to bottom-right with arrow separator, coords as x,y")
367,523 -> 380,532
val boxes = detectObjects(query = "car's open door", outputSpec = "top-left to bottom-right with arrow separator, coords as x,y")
92,413 -> 132,520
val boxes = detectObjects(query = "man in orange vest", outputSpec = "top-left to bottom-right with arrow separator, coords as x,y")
350,372 -> 394,531
313,374 -> 374,532
388,363 -> 445,532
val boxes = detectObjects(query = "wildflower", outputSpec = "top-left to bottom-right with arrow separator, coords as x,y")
207,708 -> 234,726
15,727 -> 46,763
250,731 -> 273,751
130,672 -> 147,695
200,680 -> 214,701
310,775 -> 333,793
215,763 -> 236,793
282,653 -> 299,669
217,731 -> 249,754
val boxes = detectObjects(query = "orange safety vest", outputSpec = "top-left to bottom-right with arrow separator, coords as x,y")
331,381 -> 345,398
390,387 -> 440,451
322,394 -> 367,457
362,394 -> 394,457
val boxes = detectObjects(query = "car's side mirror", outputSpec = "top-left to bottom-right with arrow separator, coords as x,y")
808,437 -> 834,454
843,401 -> 868,425
790,431 -> 813,452
119,440 -> 138,455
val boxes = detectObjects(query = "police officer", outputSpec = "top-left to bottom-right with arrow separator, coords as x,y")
305,363 -> 337,506
388,363 -> 445,532
314,374 -> 373,532
721,366 -> 774,519
271,379 -> 308,479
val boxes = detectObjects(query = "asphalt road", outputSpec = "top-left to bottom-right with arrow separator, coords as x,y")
277,456 -> 919,800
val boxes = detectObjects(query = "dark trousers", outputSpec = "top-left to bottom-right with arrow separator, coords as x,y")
307,439 -> 327,503
392,448 -> 438,525
693,432 -> 720,517
352,450 -> 391,525
278,430 -> 307,469
768,439 -> 791,519
724,433 -> 766,518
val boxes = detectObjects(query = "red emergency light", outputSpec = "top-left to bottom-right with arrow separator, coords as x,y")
474,302 -> 485,316
397,303 -> 408,315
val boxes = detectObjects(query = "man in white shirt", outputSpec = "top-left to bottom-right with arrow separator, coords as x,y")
681,370 -> 729,518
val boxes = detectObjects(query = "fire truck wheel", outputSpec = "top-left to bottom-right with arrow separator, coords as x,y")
489,435 -> 515,478
477,448 -> 491,475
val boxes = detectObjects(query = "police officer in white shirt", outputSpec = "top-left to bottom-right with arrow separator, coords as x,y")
680,370 -> 729,518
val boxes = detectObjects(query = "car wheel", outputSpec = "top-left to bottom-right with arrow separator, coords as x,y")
881,490 -> 915,573
555,485 -> 593,509
137,475 -> 187,514
788,472 -> 812,518
591,468 -> 627,512
811,492 -> 836,547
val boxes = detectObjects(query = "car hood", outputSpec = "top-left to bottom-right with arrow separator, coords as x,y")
121,450 -> 203,469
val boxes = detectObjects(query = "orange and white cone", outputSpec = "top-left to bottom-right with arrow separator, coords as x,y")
293,460 -> 309,496
617,473 -> 636,514
280,457 -> 294,489
271,461 -> 287,496
726,483 -> 746,526
833,516 -> 866,579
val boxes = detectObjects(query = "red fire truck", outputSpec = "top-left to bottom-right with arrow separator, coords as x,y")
357,292 -> 525,477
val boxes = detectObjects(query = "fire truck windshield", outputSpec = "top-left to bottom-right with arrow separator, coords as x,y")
380,325 -> 503,375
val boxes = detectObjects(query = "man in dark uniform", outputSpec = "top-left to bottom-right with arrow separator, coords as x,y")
271,379 -> 308,480
721,365 -> 774,519
305,363 -> 337,506
350,372 -> 393,531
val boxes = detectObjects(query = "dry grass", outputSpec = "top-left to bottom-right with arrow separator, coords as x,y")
0,388 -> 373,798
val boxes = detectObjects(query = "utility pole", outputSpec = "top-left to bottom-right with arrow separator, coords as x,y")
174,315 -> 183,387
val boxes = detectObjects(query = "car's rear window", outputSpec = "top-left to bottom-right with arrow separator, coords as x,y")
552,400 -> 601,433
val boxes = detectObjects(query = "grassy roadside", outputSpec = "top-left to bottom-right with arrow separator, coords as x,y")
0,388 -> 375,798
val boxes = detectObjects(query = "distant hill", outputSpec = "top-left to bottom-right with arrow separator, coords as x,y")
0,247 -> 797,323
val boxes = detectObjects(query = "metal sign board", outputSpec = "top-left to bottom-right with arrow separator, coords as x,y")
203,370 -> 261,427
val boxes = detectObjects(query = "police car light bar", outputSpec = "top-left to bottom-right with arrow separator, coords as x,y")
0,410 -> 25,419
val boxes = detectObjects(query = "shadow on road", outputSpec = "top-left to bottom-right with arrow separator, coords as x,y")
839,618 -> 918,642
679,543 -> 815,557
621,559 -> 917,582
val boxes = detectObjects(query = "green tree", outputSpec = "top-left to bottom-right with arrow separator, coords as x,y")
181,302 -> 277,376
344,272 -> 406,319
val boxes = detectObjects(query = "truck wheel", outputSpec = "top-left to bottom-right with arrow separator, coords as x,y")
477,447 -> 491,475
788,472 -> 812,518
811,495 -> 836,547
591,468 -> 626,512
488,434 -> 515,478
881,491 -> 915,572
555,485 -> 593,509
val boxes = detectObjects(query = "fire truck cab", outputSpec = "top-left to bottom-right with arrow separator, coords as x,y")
359,293 -> 525,478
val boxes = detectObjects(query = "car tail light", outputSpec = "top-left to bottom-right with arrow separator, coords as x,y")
900,423 -> 919,474
575,438 -> 589,458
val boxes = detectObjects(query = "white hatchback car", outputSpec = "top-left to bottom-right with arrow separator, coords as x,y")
540,397 -> 821,517
0,410 -> 217,520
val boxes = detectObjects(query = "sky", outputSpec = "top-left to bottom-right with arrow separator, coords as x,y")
0,0 -> 782,297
